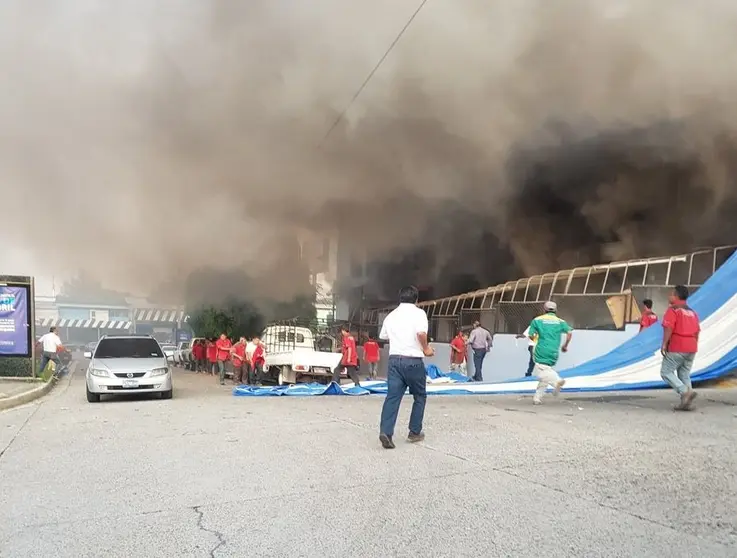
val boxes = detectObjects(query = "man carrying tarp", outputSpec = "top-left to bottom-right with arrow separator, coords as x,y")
527,301 -> 572,405
660,285 -> 700,411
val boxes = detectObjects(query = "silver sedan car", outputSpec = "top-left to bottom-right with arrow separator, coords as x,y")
85,335 -> 173,402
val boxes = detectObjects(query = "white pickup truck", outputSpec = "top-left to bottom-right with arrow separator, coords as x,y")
173,340 -> 192,366
261,325 -> 343,385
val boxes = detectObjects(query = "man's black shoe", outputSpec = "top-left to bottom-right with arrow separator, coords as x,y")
379,433 -> 395,449
407,432 -> 425,443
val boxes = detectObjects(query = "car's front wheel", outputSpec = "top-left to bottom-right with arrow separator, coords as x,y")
161,389 -> 173,400
86,385 -> 101,403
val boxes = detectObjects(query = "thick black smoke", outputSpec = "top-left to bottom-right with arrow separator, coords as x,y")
1,1 -> 737,303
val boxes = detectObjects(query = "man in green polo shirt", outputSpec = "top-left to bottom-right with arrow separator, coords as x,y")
527,301 -> 573,405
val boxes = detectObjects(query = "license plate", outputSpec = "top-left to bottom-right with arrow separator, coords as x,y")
122,379 -> 139,388
313,367 -> 329,374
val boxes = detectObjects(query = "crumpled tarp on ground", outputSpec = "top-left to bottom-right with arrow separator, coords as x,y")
232,363 -> 469,397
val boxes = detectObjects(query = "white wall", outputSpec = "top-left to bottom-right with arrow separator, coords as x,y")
360,325 -> 640,382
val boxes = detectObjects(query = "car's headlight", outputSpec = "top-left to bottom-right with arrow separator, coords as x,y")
150,367 -> 169,377
90,368 -> 109,377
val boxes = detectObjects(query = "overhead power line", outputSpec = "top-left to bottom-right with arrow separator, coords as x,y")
320,0 -> 430,145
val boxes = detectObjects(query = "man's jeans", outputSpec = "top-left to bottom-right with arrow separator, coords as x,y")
39,351 -> 61,375
217,360 -> 227,384
379,356 -> 427,437
526,346 -> 535,377
367,362 -> 379,379
472,348 -> 486,381
660,352 -> 695,395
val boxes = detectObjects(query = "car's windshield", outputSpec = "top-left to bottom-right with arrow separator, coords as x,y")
94,338 -> 164,359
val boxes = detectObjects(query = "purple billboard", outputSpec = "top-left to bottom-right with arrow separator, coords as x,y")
0,285 -> 30,356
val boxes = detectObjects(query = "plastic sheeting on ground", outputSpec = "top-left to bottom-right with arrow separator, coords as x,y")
232,363 -> 470,397
234,250 -> 737,397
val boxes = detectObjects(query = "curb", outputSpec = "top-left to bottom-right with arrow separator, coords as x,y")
0,377 -> 58,412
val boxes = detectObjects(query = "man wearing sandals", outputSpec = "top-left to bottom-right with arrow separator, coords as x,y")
660,285 -> 700,411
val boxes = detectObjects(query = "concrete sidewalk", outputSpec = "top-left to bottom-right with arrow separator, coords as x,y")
0,364 -> 74,411
0,379 -> 44,399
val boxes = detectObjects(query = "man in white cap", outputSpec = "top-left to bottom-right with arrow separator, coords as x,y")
526,301 -> 572,405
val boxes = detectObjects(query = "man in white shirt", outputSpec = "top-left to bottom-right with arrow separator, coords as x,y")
516,325 -> 537,377
37,327 -> 65,376
378,286 -> 434,449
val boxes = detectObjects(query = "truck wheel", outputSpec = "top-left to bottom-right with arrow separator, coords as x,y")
277,370 -> 285,386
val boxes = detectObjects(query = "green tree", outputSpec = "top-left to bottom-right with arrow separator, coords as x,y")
188,298 -> 265,339
184,265 -> 316,338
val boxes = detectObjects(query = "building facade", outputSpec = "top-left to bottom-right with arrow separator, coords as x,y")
35,294 -> 190,344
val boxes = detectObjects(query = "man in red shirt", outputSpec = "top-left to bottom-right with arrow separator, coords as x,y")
215,333 -> 232,385
660,285 -> 700,410
449,330 -> 467,376
332,325 -> 360,387
249,336 -> 266,385
206,339 -> 218,375
362,335 -> 380,379
639,298 -> 658,332
230,336 -> 247,384
192,339 -> 205,373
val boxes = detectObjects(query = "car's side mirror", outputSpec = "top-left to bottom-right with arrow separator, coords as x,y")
83,351 -> 92,359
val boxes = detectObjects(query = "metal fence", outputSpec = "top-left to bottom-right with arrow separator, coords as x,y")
366,244 -> 737,340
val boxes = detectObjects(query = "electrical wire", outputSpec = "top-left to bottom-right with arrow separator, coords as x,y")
319,0 -> 430,146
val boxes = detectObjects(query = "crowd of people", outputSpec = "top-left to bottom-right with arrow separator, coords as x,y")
181,328 -> 384,388
377,283 -> 702,450
187,334 -> 266,386
441,288 -> 700,410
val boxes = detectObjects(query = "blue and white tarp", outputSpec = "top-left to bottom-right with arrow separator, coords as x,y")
234,251 -> 737,397
233,364 -> 470,397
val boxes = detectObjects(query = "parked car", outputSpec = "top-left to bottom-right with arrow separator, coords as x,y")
84,335 -> 172,402
160,344 -> 176,362
173,341 -> 191,366
178,337 -> 207,370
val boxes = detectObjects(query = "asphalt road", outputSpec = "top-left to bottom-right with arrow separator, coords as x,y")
1,362 -> 736,557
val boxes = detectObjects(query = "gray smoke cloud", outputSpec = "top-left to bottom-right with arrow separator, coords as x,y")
2,0 -> 737,301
